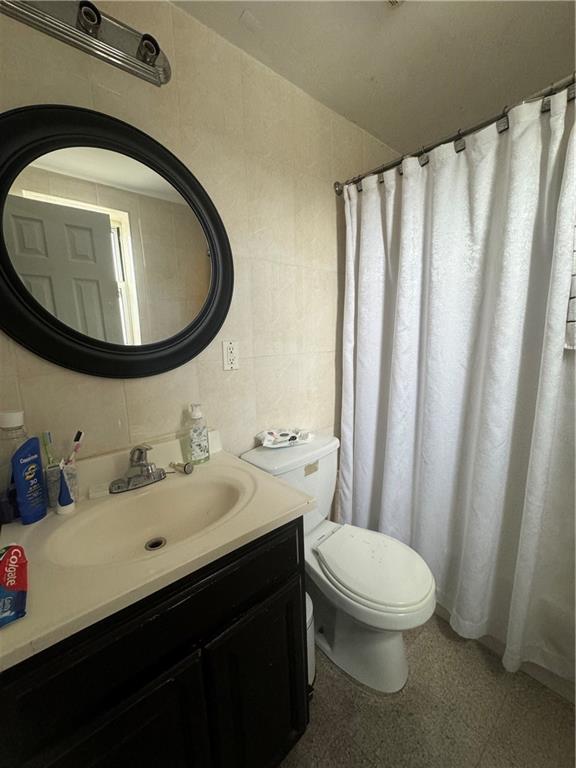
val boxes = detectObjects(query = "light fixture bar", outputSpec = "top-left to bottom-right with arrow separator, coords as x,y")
0,0 -> 171,86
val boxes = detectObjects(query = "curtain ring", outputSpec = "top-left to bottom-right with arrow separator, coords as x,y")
454,129 -> 466,153
497,108 -> 509,134
541,84 -> 554,113
418,146 -> 429,167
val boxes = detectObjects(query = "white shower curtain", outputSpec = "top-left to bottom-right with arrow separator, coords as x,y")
340,90 -> 575,679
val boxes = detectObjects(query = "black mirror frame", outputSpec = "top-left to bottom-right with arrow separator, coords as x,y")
0,105 -> 234,378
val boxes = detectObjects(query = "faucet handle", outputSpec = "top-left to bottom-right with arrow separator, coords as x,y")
129,444 -> 153,466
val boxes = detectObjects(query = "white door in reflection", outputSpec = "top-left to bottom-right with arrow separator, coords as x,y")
4,195 -> 126,344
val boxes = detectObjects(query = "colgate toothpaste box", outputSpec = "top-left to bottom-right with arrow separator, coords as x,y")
0,544 -> 27,628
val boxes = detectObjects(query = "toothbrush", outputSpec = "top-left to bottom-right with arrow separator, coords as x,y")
66,431 -> 84,464
41,431 -> 56,465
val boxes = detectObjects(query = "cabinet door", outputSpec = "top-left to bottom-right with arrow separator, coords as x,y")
203,574 -> 308,768
1,520 -> 302,767
25,650 -> 211,768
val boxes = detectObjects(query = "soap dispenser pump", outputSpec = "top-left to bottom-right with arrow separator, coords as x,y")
187,404 -> 210,465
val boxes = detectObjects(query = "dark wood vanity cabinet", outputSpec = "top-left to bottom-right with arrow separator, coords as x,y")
0,519 -> 309,768
31,650 -> 211,768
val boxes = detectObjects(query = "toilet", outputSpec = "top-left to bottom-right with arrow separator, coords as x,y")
242,435 -> 436,693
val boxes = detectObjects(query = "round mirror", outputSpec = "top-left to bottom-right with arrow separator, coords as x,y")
4,148 -> 212,346
0,106 -> 233,378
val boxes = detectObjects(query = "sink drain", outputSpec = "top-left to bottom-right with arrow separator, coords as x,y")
145,536 -> 167,552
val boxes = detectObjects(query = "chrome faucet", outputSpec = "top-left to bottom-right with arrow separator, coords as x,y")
109,444 -> 166,494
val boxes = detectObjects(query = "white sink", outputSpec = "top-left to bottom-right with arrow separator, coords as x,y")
0,447 -> 314,672
44,473 -> 252,567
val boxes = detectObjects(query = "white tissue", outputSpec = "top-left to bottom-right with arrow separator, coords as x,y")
256,428 -> 313,449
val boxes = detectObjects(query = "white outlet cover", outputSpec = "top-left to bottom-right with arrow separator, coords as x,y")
222,340 -> 239,370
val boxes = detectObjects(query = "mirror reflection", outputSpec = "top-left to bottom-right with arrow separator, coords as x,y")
2,148 -> 211,345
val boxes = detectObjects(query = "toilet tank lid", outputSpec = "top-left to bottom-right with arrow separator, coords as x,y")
241,435 -> 340,476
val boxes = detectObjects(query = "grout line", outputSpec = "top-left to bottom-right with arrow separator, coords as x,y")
243,255 -> 340,273
120,380 -> 132,444
12,343 -> 24,411
248,351 -> 338,361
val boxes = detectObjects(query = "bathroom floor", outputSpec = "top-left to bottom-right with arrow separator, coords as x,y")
281,615 -> 575,768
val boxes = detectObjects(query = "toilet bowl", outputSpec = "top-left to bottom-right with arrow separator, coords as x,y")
242,435 -> 436,693
305,519 -> 435,691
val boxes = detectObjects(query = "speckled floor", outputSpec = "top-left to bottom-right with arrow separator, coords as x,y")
281,615 -> 575,768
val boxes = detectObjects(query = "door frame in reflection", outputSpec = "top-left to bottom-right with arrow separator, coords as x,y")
21,190 -> 142,345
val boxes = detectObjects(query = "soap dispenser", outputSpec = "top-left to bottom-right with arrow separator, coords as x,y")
186,404 -> 210,465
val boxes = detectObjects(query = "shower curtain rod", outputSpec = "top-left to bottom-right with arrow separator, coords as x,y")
333,72 -> 575,195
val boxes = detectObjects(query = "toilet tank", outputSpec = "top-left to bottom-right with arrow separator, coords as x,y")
241,436 -> 340,534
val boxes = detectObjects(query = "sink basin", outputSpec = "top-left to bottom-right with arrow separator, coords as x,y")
44,475 -> 250,567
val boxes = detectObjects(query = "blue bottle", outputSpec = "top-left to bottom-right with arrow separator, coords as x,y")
11,437 -> 47,525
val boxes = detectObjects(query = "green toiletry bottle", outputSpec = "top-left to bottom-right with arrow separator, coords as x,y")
188,404 -> 210,465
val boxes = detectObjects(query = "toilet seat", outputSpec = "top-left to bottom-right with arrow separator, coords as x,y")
313,524 -> 434,614
305,520 -> 436,632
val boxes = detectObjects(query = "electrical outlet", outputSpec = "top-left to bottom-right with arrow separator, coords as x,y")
222,340 -> 239,370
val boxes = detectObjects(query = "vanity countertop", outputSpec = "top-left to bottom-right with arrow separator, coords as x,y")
0,450 -> 313,672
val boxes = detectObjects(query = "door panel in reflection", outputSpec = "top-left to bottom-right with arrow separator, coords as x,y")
4,195 -> 125,343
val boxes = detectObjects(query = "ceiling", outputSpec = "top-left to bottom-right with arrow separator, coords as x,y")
178,1 -> 575,154
32,148 -> 185,204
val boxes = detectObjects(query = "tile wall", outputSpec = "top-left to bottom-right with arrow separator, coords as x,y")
0,1 -> 398,459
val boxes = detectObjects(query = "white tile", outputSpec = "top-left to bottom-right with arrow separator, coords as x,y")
197,255 -> 254,363
251,261 -> 304,357
298,352 -> 337,430
292,89 -> 333,181
0,376 -> 22,411
15,346 -> 66,381
243,156 -> 296,264
90,80 -> 181,154
242,59 -> 295,167
295,172 -> 338,270
301,270 -> 340,353
124,359 -> 200,444
196,358 -> 257,456
177,123 -> 247,234
19,371 -> 130,459
253,355 -> 302,429
0,332 -> 17,376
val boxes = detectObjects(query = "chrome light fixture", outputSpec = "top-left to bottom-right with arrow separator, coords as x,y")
137,33 -> 160,66
0,0 -> 171,86
76,1 -> 101,37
